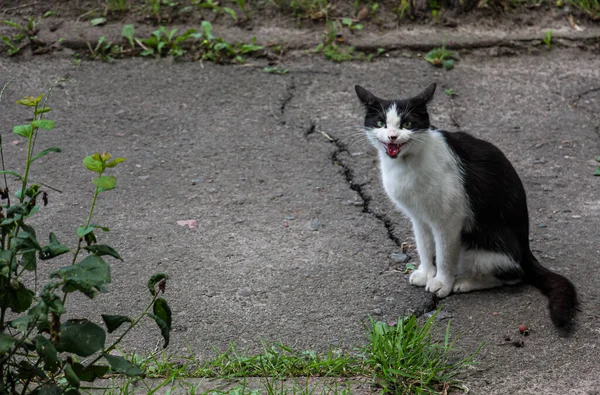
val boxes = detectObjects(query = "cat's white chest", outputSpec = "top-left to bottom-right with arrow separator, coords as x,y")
377,134 -> 467,223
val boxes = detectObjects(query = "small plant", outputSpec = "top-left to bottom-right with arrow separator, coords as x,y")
145,0 -> 179,23
0,18 -> 40,56
237,0 -> 252,19
289,0 -> 330,19
87,36 -> 121,61
141,26 -> 202,58
568,0 -> 600,18
364,312 -> 480,393
424,45 -> 458,70
107,0 -> 130,12
122,24 -> 136,49
264,66 -> 290,74
193,0 -> 239,22
314,21 -> 381,62
0,82 -> 172,393
594,156 -> 600,176
543,29 -> 553,49
394,0 -> 412,19
341,17 -> 363,31
444,88 -> 456,97
196,21 -> 263,63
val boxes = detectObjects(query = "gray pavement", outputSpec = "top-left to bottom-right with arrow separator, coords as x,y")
0,48 -> 599,394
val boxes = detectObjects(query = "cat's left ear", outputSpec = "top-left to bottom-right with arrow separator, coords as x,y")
355,85 -> 378,106
413,83 -> 437,106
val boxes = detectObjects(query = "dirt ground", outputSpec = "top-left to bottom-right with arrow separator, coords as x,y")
1,1 -> 600,394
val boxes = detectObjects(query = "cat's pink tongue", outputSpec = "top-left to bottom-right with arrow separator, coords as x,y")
387,144 -> 400,157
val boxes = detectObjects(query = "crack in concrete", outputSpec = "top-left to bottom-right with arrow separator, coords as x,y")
304,120 -> 316,138
328,135 -> 403,248
279,78 -> 296,122
449,97 -> 461,130
572,86 -> 600,105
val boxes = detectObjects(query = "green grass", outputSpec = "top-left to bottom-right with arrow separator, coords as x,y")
568,0 -> 600,17
105,311 -> 479,394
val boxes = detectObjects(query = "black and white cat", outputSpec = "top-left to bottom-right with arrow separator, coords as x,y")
355,82 -> 578,331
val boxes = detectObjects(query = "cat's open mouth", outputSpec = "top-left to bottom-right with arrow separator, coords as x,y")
384,142 -> 409,158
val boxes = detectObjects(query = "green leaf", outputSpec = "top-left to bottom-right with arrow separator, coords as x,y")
101,314 -> 132,333
443,59 -> 455,70
34,335 -> 59,372
40,232 -> 71,260
594,166 -> 600,176
77,224 -> 109,238
21,251 -> 37,271
122,24 -> 135,47
83,155 -> 104,173
147,313 -> 170,348
104,354 -> 143,376
2,20 -> 23,29
405,263 -> 416,271
93,175 -> 117,192
201,21 -> 214,40
13,124 -> 33,138
0,170 -> 22,179
77,226 -> 94,238
105,157 -> 125,168
17,359 -> 46,380
72,362 -> 109,382
58,319 -> 106,357
0,333 -> 15,354
1,281 -> 34,313
153,298 -> 172,330
140,48 -> 155,56
51,255 -> 111,298
31,119 -> 55,130
32,147 -> 61,162
64,363 -> 81,388
35,107 -> 52,115
90,17 -> 107,26
148,272 -> 168,296
223,7 -> 238,21
84,244 -> 122,261
595,156 -> 600,162
37,383 -> 62,393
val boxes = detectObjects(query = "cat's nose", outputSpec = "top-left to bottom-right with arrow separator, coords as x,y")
389,135 -> 398,141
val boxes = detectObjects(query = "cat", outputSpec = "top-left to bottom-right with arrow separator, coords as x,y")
354,82 -> 578,331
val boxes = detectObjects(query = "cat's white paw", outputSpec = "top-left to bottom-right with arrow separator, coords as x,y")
409,268 -> 434,287
426,276 -> 453,298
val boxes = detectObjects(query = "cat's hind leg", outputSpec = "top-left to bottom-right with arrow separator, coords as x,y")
409,219 -> 436,287
453,250 -> 524,293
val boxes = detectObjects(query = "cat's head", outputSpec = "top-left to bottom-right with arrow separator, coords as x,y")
354,83 -> 436,159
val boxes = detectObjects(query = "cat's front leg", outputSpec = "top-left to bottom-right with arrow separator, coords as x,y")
409,219 -> 436,287
425,226 -> 461,298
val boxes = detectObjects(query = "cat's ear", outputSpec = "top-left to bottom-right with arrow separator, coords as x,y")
355,85 -> 378,106
413,83 -> 437,106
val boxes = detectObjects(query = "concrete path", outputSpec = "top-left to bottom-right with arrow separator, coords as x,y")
0,47 -> 599,394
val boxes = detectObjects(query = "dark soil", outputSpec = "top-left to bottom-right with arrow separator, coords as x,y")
1,0 -> 594,36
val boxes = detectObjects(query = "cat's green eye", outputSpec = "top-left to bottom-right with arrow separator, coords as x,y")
402,121 -> 413,129
376,120 -> 385,128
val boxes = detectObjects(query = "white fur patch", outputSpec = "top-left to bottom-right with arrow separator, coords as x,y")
458,249 -> 522,280
385,104 -> 400,129
378,129 -> 472,297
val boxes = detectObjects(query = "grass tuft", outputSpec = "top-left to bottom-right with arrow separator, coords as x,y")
364,311 -> 480,394
120,311 -> 479,393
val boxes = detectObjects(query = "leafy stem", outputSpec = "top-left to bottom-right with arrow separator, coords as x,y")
84,292 -> 159,370
19,103 -> 39,204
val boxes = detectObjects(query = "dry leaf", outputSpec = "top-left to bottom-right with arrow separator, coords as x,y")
177,220 -> 197,229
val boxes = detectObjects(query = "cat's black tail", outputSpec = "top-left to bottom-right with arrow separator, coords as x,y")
522,250 -> 578,332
